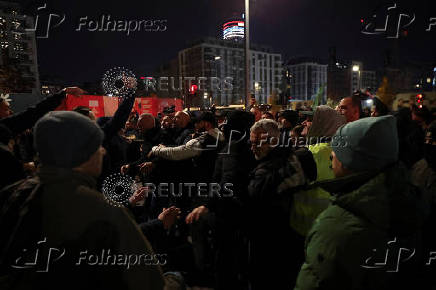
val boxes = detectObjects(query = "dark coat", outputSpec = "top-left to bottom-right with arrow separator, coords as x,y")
0,91 -> 65,135
0,145 -> 25,190
245,147 -> 306,289
0,167 -> 165,290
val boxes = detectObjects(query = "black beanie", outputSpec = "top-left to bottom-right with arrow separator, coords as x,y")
34,111 -> 104,168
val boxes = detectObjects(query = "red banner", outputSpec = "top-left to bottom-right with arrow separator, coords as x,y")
60,95 -> 183,118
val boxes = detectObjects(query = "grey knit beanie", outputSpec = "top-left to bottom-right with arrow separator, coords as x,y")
34,111 -> 104,168
332,115 -> 398,172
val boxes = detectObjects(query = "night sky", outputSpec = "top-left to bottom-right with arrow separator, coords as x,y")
16,0 -> 436,84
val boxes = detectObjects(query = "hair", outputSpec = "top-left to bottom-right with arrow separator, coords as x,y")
250,119 -> 280,138
139,113 -> 156,127
373,97 -> 389,116
261,111 -> 274,119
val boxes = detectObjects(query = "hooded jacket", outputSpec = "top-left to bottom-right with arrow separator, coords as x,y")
295,163 -> 427,290
290,106 -> 346,236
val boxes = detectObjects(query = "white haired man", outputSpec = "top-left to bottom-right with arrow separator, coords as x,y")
247,119 -> 307,289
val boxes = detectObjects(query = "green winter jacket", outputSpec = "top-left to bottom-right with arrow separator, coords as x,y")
295,163 -> 427,290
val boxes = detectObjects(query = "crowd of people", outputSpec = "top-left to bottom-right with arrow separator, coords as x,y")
0,89 -> 435,290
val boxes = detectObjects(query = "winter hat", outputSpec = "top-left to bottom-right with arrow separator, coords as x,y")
34,111 -> 104,168
332,115 -> 398,172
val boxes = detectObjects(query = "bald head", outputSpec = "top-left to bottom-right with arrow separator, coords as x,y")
174,111 -> 190,129
137,113 -> 155,133
337,97 -> 361,123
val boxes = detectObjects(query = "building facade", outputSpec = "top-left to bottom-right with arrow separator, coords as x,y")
286,58 -> 327,102
0,1 -> 40,93
361,70 -> 378,93
178,37 -> 282,106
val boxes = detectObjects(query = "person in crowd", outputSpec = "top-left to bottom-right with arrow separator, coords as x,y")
300,111 -> 313,138
186,110 -> 256,290
72,94 -> 137,181
0,124 -> 25,190
250,106 -> 262,122
295,116 -> 428,290
336,95 -> 362,123
261,111 -> 274,120
173,111 -> 194,145
371,96 -> 390,117
246,119 -> 306,289
148,111 -> 224,178
0,87 -> 84,135
411,105 -> 433,131
278,110 -> 299,130
290,105 -> 346,237
121,113 -> 164,176
291,124 -> 305,143
148,111 -> 225,285
277,110 -> 300,149
160,115 -> 173,130
0,111 -> 172,289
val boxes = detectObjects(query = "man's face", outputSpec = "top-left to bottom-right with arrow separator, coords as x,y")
250,130 -> 272,160
0,100 -> 12,118
301,118 -> 312,137
161,116 -> 172,129
330,150 -> 350,178
174,112 -> 189,129
281,118 -> 292,129
338,98 -> 358,123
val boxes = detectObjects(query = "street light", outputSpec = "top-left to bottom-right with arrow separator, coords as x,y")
352,65 -> 360,72
244,0 -> 250,110
214,56 -> 221,60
